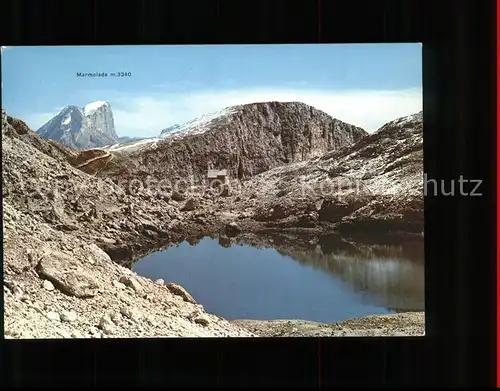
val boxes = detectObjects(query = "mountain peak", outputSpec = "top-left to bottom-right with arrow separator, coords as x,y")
36,101 -> 118,149
61,105 -> 82,112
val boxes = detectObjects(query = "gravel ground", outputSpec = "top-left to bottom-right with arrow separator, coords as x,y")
232,312 -> 425,337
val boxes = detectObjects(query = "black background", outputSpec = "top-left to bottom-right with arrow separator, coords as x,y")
0,0 -> 496,387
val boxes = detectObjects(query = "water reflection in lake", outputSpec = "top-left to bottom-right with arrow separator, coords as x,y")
133,233 -> 424,324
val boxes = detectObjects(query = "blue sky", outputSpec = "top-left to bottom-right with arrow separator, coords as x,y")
1,44 -> 422,137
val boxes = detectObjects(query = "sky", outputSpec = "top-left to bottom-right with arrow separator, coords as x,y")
1,44 -> 422,138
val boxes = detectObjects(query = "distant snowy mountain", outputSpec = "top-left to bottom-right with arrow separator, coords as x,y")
160,124 -> 181,135
36,101 -> 119,149
101,101 -> 368,185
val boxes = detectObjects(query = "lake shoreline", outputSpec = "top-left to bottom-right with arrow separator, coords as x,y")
5,186 -> 425,339
101,219 -> 424,269
5,221 -> 424,338
131,232 -> 425,338
231,312 -> 426,337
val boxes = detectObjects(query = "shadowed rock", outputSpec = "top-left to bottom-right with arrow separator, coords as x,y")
166,283 -> 197,304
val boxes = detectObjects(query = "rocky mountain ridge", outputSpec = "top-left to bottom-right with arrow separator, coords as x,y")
36,101 -> 119,150
99,101 -> 368,183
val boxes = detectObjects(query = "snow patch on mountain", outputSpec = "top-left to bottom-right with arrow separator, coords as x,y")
160,124 -> 181,135
83,101 -> 108,116
61,112 -> 72,127
106,137 -> 162,153
383,110 -> 423,131
160,107 -> 238,140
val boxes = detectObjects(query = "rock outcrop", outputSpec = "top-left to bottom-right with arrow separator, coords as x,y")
218,110 -> 424,236
37,101 -> 119,149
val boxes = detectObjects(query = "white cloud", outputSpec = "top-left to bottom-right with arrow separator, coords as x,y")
25,87 -> 422,138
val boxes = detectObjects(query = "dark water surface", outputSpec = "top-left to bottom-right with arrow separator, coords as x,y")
132,234 -> 425,324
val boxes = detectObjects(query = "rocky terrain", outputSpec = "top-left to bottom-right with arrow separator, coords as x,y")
2,103 -> 425,339
36,101 -> 119,149
3,109 -> 254,338
222,111 -> 424,236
